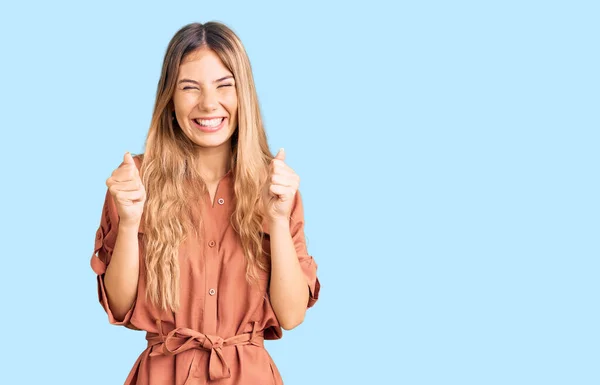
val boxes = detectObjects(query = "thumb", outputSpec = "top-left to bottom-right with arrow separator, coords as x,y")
123,151 -> 135,165
123,152 -> 139,176
274,148 -> 285,161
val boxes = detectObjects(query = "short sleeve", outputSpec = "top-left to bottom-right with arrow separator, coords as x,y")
90,187 -> 136,326
289,191 -> 320,308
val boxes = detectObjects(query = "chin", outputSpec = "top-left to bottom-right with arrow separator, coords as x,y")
194,134 -> 234,149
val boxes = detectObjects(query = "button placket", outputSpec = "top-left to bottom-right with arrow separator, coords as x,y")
202,176 -> 232,336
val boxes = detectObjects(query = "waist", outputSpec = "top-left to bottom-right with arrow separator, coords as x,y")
145,321 -> 265,381
146,326 -> 265,354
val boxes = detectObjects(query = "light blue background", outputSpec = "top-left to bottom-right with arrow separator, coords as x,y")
0,1 -> 598,384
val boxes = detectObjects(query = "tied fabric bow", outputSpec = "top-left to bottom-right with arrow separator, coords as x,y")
147,321 -> 263,383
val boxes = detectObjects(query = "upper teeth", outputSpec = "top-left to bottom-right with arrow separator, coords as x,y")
196,118 -> 223,127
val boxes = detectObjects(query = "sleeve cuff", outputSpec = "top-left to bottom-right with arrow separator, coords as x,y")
299,255 -> 320,308
90,234 -> 137,327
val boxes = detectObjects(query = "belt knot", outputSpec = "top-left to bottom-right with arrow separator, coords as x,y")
146,320 -> 264,382
202,334 -> 224,350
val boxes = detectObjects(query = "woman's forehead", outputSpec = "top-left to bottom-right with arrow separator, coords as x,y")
178,49 -> 232,79
182,46 -> 212,62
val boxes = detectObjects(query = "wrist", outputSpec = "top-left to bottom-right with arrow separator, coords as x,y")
118,220 -> 141,234
268,215 -> 290,228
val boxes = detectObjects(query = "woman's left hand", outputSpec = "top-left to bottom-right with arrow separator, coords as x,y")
264,148 -> 300,222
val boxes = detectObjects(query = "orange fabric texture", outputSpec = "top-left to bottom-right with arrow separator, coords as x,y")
90,157 -> 320,384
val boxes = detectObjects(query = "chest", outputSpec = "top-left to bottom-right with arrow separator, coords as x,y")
206,182 -> 219,207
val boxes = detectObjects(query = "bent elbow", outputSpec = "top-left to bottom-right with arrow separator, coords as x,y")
280,313 -> 305,331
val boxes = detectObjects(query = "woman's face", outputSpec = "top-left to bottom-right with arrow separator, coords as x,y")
173,47 -> 238,150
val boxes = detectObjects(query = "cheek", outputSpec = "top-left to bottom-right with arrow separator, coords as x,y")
223,94 -> 238,118
173,93 -> 198,116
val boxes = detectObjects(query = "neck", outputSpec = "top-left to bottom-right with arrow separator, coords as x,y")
195,143 -> 232,183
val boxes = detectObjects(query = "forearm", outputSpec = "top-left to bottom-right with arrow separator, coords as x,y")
103,223 -> 140,321
269,218 -> 309,330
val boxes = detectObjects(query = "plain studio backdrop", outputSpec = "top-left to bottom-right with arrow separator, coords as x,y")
0,1 -> 598,384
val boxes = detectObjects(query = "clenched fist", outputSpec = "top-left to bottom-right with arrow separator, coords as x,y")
105,152 -> 146,228
263,148 -> 300,221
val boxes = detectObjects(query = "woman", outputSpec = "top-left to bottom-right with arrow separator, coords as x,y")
90,22 -> 320,385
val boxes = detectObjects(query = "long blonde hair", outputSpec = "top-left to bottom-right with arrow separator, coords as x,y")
140,22 -> 272,312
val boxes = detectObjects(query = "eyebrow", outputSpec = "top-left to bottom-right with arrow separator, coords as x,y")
178,76 -> 234,85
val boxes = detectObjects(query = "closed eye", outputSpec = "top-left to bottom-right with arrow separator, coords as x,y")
183,86 -> 198,90
218,84 -> 234,88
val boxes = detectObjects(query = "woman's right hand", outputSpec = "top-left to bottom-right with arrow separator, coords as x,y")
105,152 -> 146,228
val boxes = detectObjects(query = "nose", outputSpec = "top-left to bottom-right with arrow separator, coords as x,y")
199,89 -> 218,112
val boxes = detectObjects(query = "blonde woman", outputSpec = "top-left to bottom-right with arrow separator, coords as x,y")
90,22 -> 320,385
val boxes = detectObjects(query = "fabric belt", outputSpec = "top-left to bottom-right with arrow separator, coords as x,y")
146,320 -> 264,383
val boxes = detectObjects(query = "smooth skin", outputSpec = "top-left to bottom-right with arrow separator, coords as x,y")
103,152 -> 145,321
264,148 -> 310,329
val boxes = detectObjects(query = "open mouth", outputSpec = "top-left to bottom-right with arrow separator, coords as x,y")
193,117 -> 225,127
192,117 -> 226,132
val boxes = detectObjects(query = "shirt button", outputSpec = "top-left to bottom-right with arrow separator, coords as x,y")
217,198 -> 224,205
208,240 -> 216,247
209,288 -> 216,296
